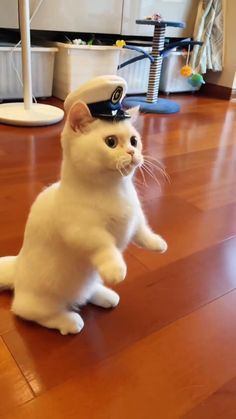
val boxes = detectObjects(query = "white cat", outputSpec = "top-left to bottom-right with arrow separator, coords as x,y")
0,101 -> 167,335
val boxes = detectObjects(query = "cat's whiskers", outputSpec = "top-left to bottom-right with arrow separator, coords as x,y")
143,156 -> 171,184
133,179 -> 144,189
117,156 -> 132,177
117,156 -> 131,177
149,163 -> 171,184
137,166 -> 147,187
119,155 -> 131,166
116,161 -> 125,177
142,164 -> 161,188
142,153 -> 165,168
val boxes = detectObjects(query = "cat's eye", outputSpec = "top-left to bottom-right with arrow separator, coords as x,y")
104,135 -> 118,148
130,136 -> 138,147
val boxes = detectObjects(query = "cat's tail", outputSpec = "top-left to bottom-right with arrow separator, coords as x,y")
0,256 -> 16,290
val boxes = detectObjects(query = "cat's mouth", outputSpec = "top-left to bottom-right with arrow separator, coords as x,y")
128,155 -> 143,167
115,156 -> 142,177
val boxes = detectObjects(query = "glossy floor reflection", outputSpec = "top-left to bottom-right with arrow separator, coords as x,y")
0,95 -> 236,418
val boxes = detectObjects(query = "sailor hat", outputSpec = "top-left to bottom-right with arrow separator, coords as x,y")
64,75 -> 130,121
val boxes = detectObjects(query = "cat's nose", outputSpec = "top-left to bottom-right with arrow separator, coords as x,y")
127,149 -> 135,156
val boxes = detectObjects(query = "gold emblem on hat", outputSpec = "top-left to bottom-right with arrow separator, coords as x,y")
111,86 -> 123,104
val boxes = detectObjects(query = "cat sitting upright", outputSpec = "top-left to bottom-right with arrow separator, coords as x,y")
0,75 -> 167,335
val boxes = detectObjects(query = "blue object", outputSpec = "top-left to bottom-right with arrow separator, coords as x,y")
118,45 -> 154,70
122,96 -> 180,114
123,45 -> 154,63
87,84 -> 131,121
160,39 -> 203,58
136,19 -> 185,28
118,41 -> 203,70
88,99 -> 130,121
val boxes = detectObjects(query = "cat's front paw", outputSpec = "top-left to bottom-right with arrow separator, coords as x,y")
60,312 -> 84,335
146,234 -> 168,253
98,259 -> 127,284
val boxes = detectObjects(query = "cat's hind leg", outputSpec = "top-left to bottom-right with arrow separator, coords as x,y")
12,293 -> 84,335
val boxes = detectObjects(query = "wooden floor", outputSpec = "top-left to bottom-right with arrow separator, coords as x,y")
0,94 -> 236,418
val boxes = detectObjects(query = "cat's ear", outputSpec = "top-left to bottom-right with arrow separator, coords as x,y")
126,106 -> 140,123
68,100 -> 94,132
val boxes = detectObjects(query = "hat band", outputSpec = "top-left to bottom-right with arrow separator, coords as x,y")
88,99 -> 120,114
87,100 -> 130,121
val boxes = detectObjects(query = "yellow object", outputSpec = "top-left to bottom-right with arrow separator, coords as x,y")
180,65 -> 193,77
116,40 -> 126,48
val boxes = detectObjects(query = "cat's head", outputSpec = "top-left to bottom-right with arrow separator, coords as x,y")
62,101 -> 143,179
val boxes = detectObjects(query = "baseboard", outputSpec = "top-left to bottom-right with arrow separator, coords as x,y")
199,82 -> 233,100
231,89 -> 236,100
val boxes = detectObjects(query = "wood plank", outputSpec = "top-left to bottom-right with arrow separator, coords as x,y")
1,94 -> 236,418
4,289 -> 236,419
0,337 -> 33,416
183,377 -> 236,418
136,157 -> 236,209
164,144 -> 236,175
0,236 -> 23,257
0,291 -> 15,335
0,162 -> 61,186
129,199 -> 236,270
163,145 -> 236,210
141,118 -> 236,161
3,236 -> 236,394
0,182 -> 44,245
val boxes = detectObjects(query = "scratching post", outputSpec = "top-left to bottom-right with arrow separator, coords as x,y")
147,26 -> 165,103
123,19 -> 185,114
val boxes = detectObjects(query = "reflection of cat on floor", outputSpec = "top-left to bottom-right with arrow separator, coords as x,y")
0,76 -> 167,335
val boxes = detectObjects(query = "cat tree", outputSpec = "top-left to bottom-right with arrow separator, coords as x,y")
123,19 -> 186,113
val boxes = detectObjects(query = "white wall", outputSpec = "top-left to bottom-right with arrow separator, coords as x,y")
122,0 -> 199,38
0,0 -> 199,37
0,0 -> 123,34
206,0 -> 236,89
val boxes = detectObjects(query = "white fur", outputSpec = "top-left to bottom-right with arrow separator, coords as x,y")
0,104 -> 167,334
